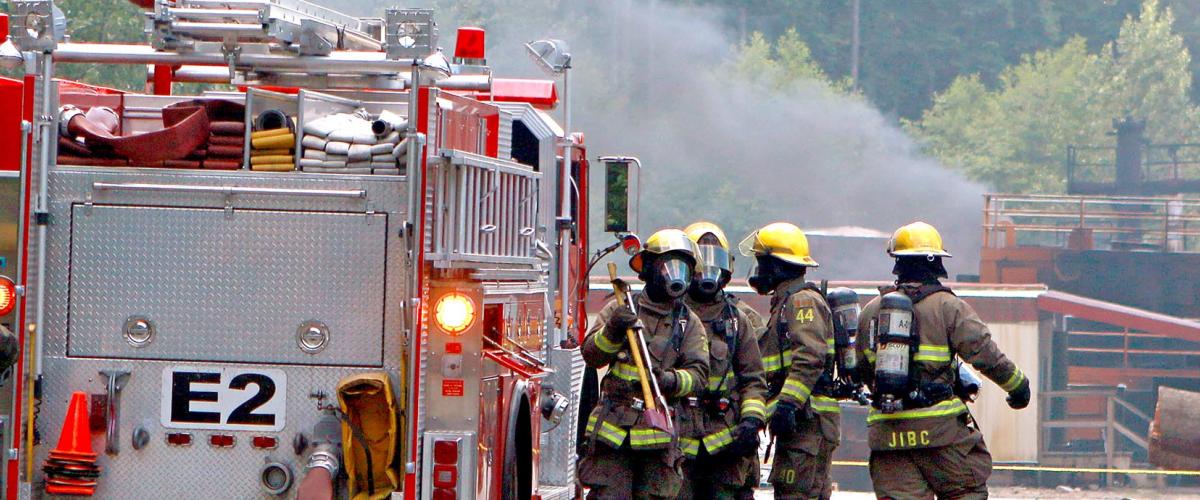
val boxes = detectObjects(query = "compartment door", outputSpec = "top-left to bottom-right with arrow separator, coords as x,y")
67,204 -> 387,366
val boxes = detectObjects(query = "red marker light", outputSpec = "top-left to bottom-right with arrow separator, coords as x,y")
209,434 -> 235,448
454,27 -> 486,61
251,436 -> 277,449
433,439 -> 458,464
166,433 -> 192,446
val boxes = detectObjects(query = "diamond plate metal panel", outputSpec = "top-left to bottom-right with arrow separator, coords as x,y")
68,204 -> 387,366
538,347 -> 584,487
35,167 -> 409,498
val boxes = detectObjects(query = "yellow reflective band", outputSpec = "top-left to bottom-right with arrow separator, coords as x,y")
913,345 -> 952,363
762,353 -> 782,372
708,371 -> 734,391
741,398 -> 767,420
864,349 -> 877,363
610,362 -> 641,382
587,414 -> 599,434
765,398 -> 778,418
593,331 -> 624,354
702,427 -> 734,453
826,337 -> 836,355
811,396 -> 841,414
675,370 -> 694,396
867,398 -> 967,424
629,428 -> 672,448
596,421 -> 628,447
680,437 -> 700,457
1001,368 -> 1025,392
781,378 -> 812,402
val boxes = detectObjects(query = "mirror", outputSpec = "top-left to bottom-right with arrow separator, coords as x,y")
600,156 -> 641,234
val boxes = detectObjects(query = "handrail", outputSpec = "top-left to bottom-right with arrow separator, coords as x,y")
1039,389 -> 1152,488
982,192 -> 1200,252
92,182 -> 367,199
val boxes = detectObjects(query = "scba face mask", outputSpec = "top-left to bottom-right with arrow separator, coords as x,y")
651,254 -> 693,299
692,244 -> 731,296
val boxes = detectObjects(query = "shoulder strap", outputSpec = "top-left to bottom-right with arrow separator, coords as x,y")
671,300 -> 687,352
896,283 -> 955,304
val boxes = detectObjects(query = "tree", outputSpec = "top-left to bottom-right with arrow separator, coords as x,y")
910,0 -> 1200,193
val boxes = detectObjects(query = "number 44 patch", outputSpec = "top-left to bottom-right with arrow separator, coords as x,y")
794,306 -> 815,323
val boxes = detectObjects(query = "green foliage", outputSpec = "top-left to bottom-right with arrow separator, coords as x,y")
730,29 -> 850,93
7,0 -> 149,90
910,0 -> 1200,193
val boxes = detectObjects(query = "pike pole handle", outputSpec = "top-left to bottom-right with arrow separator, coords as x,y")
607,263 -> 658,410
626,328 -> 656,411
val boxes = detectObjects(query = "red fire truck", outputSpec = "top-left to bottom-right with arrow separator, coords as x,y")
0,1 -> 637,498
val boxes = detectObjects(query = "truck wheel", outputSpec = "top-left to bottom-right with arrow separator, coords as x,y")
503,395 -> 534,500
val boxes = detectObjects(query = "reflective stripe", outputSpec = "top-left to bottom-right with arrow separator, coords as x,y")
866,398 -> 967,424
865,349 -> 877,363
629,428 -> 672,448
679,437 -> 700,457
741,398 -> 767,420
702,427 -> 734,453
765,398 -> 778,418
762,349 -> 794,373
593,331 -> 623,354
675,370 -> 694,396
913,344 -> 951,363
811,396 -> 841,414
610,362 -> 641,382
1000,368 -> 1025,392
587,414 -> 628,448
780,378 -> 812,402
826,337 -> 836,355
708,370 -> 734,391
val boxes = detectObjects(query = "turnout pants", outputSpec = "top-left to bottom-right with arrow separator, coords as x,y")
579,441 -> 682,499
868,431 -> 992,500
677,448 -> 759,499
769,434 -> 837,500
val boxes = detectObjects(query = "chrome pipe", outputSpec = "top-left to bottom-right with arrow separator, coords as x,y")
165,8 -> 263,23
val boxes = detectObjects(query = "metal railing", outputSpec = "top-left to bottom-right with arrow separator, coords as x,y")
1068,143 -> 1200,191
1039,389 -> 1152,487
427,150 -> 541,266
983,193 -> 1200,252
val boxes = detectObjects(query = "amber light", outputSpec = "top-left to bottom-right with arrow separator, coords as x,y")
0,276 -> 15,316
434,292 -> 476,335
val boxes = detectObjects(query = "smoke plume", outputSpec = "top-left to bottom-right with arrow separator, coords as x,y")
339,0 -> 986,280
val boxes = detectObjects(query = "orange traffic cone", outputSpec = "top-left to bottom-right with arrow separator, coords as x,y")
50,392 -> 96,460
44,391 -> 100,496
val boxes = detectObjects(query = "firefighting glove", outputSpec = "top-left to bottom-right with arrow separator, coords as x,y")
730,417 -> 763,456
602,307 -> 638,346
653,368 -> 679,396
1006,377 -> 1031,410
769,401 -> 799,437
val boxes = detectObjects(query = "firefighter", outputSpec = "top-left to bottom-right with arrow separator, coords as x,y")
580,228 -> 711,499
675,222 -> 768,499
858,221 -> 1031,500
741,222 -> 839,500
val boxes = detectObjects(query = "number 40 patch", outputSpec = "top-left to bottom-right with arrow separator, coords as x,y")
794,306 -> 815,323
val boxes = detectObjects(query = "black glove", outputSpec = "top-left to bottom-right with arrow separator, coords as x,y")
730,417 -> 763,456
603,307 -> 638,345
653,368 -> 679,396
769,401 -> 798,437
1006,377 -> 1031,410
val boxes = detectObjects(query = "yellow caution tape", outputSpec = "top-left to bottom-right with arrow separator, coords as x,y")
831,461 -> 1200,475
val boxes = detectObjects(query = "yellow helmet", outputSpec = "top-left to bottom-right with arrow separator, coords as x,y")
684,221 -> 730,250
684,221 -> 733,274
887,221 -> 952,257
738,222 -> 819,267
629,228 -> 701,273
